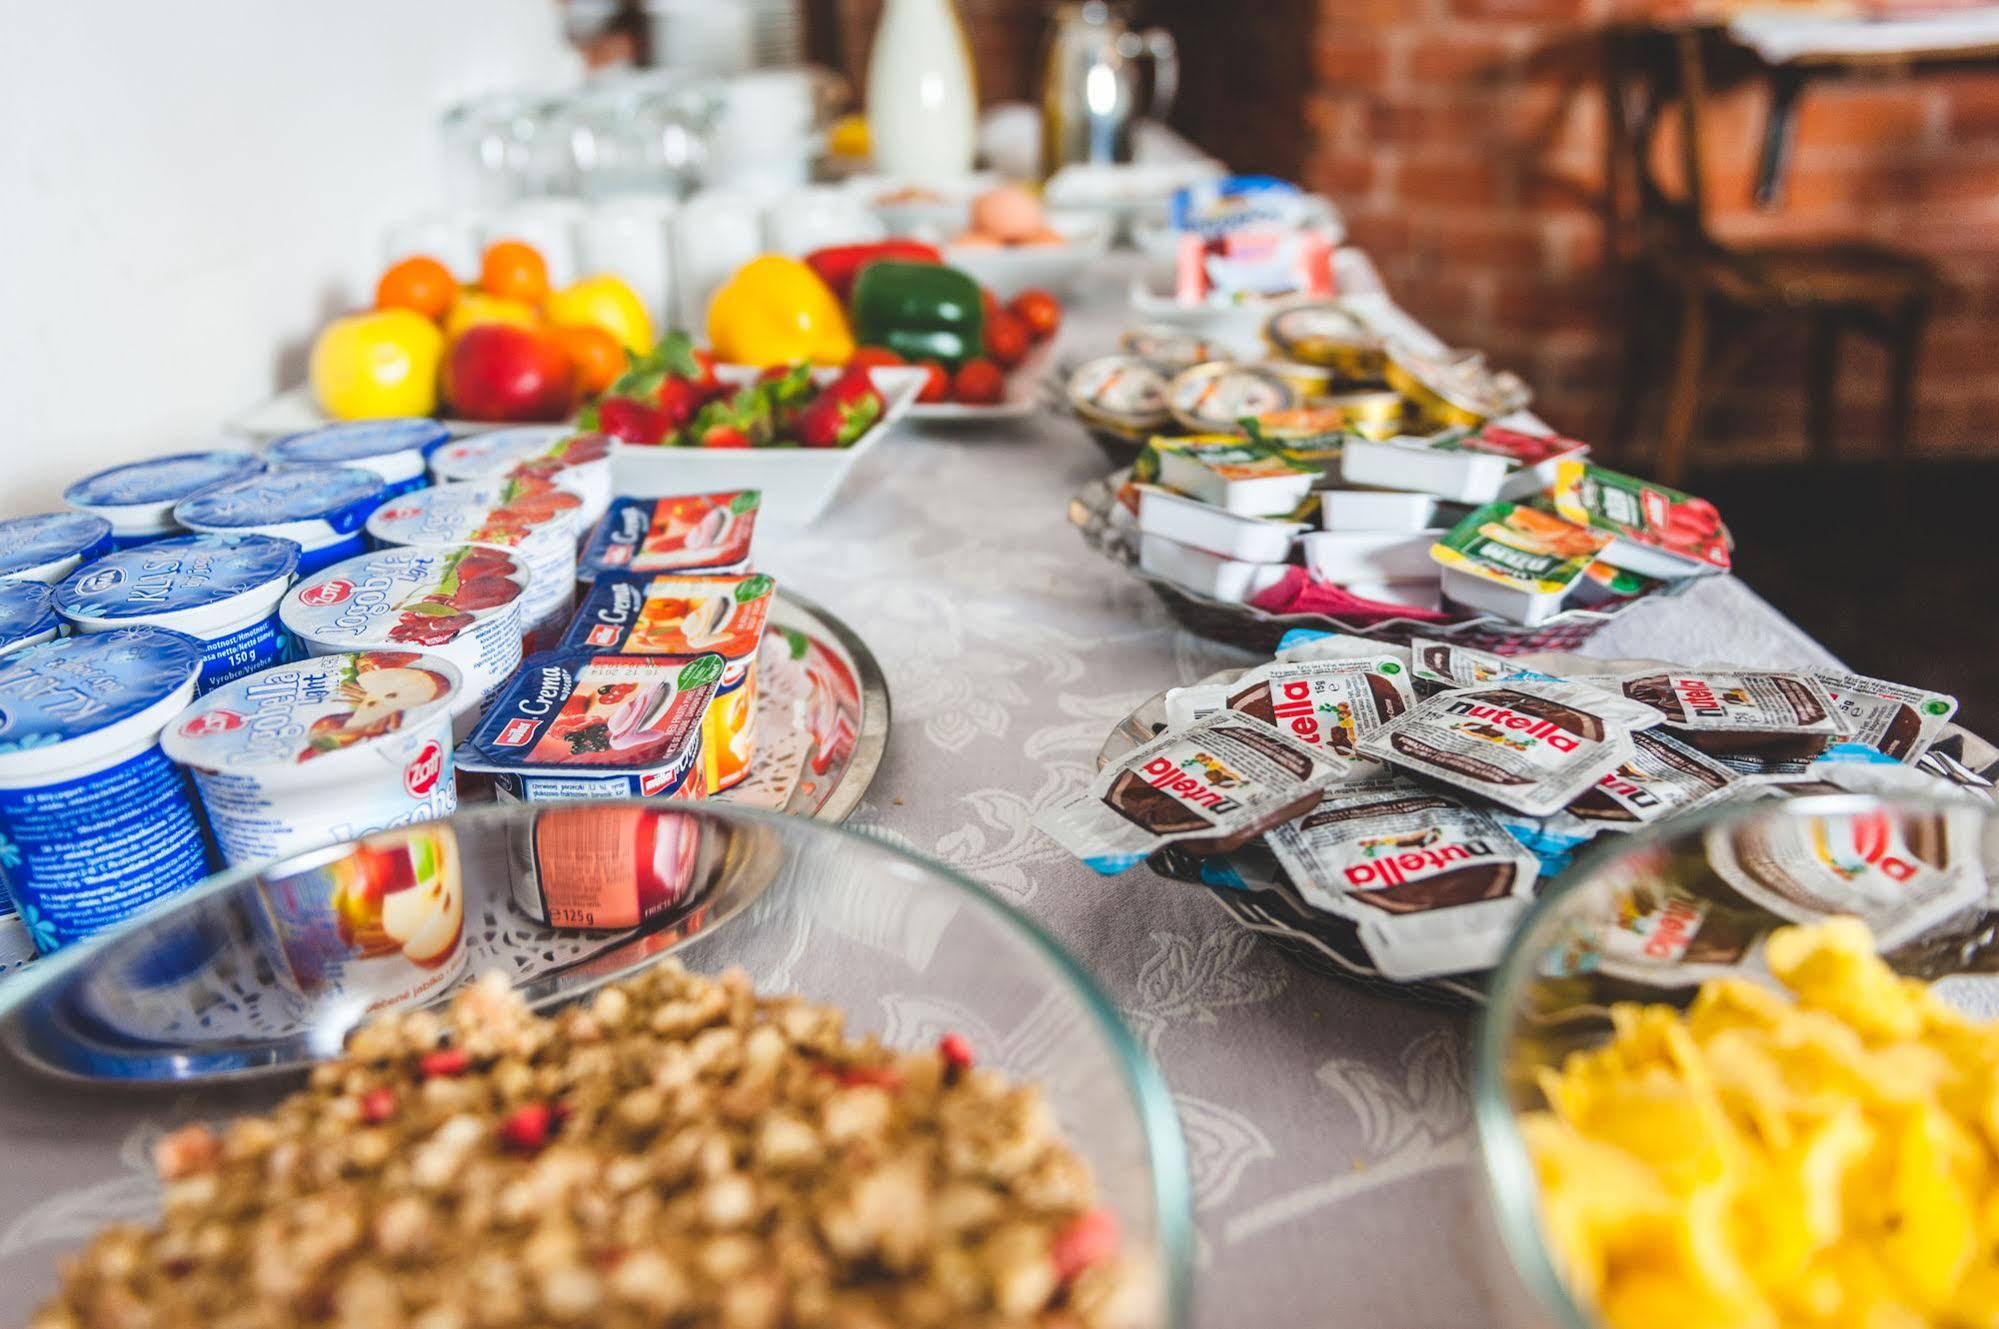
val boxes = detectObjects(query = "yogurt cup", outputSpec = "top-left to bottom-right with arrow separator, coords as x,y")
0,512 -> 114,583
161,649 -> 463,868
0,581 -> 62,657
64,450 -> 266,547
0,626 -> 211,950
173,463 -> 389,575
456,650 -> 722,805
428,428 -> 614,534
266,418 -> 449,500
367,479 -> 583,646
578,491 -> 759,585
559,573 -> 775,793
54,534 -> 302,694
280,544 -> 530,736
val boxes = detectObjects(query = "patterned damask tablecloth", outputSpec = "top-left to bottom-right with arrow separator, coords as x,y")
0,257 -> 1838,1327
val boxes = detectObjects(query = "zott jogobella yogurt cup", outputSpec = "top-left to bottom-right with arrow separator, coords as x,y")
0,626 -> 211,951
456,650 -> 722,804
560,572 -> 774,793
54,533 -> 301,694
280,544 -> 529,732
173,463 -> 388,575
366,478 -> 583,645
578,490 -> 759,585
428,428 -> 613,532
161,649 -> 463,868
0,581 -> 62,658
0,511 -> 113,584
64,450 -> 266,548
266,418 -> 449,500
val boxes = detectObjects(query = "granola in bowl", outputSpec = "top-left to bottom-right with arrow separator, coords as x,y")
34,961 -> 1148,1329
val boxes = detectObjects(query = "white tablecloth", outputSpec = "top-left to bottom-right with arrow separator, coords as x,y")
1729,5 -> 1999,62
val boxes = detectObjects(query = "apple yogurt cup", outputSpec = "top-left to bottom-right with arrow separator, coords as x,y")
366,478 -> 583,647
266,418 -> 448,500
280,544 -> 530,736
161,649 -> 463,868
427,428 -> 613,533
54,533 -> 302,694
0,626 -> 212,952
0,511 -> 113,584
64,450 -> 266,548
0,581 -> 61,658
173,463 -> 388,575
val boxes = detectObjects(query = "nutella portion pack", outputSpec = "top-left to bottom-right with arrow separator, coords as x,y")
1408,637 -> 1557,697
1038,711 -> 1346,874
1266,785 -> 1539,979
1358,678 -> 1662,816
1810,668 -> 1958,764
1564,729 -> 1739,829
1616,671 -> 1849,764
1164,655 -> 1413,764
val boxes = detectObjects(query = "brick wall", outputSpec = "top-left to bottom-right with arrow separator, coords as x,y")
1305,0 -> 1999,464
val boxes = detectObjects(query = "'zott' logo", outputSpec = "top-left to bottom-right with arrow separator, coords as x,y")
179,709 -> 244,738
296,579 -> 353,607
404,740 -> 443,797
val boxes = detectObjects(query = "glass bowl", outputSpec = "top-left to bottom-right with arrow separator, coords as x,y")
0,801 -> 1194,1325
1473,790 -> 1999,1328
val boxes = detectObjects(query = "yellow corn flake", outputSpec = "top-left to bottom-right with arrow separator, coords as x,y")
1528,921 -> 1999,1328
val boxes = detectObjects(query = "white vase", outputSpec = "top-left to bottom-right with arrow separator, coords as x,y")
865,0 -> 977,180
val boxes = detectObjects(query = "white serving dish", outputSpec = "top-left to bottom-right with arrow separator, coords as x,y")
906,336 -> 1057,425
1320,488 -> 1445,532
1439,565 -> 1568,628
1339,435 -> 1510,505
847,170 -> 1003,236
1138,531 -> 1289,604
1135,484 -> 1306,563
609,366 -> 926,530
941,213 -> 1114,301
1300,529 -> 1444,583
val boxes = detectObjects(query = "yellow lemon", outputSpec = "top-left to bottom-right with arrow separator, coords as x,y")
442,290 -> 541,342
309,309 -> 443,420
544,274 -> 654,356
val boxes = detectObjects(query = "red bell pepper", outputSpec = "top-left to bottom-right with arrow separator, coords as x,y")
803,239 -> 942,304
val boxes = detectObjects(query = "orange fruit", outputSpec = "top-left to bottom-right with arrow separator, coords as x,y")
550,324 -> 628,396
374,256 -> 457,322
479,240 -> 550,304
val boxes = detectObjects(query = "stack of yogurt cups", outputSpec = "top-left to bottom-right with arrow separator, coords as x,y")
63,450 -> 266,548
426,426 -> 614,538
173,463 -> 389,575
265,419 -> 447,500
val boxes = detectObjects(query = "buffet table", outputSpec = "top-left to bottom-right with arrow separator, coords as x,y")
0,255 -> 1839,1326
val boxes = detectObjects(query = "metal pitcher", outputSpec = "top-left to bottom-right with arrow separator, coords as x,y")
1039,1 -> 1178,177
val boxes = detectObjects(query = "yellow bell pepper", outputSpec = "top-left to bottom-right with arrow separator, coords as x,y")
706,255 -> 855,368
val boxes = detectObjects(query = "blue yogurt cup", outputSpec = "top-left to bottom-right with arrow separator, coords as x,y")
0,512 -> 114,584
0,582 -> 61,658
173,463 -> 388,575
63,451 -> 267,548
0,626 -> 212,951
55,534 -> 301,694
267,419 -> 449,500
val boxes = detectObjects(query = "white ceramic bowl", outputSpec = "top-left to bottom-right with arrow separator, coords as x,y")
941,212 -> 1114,301
609,365 -> 925,530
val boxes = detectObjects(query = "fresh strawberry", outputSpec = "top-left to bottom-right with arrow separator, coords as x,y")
596,396 -> 674,446
699,423 -> 752,448
654,376 -> 705,427
791,384 -> 884,448
688,348 -> 725,399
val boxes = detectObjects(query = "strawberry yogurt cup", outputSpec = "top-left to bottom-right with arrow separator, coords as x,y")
366,479 -> 583,647
162,649 -> 462,868
173,463 -> 389,575
577,491 -> 759,586
280,544 -> 530,736
0,512 -> 113,584
0,626 -> 212,951
64,450 -> 266,548
427,428 -> 613,534
266,419 -> 449,500
54,533 -> 301,694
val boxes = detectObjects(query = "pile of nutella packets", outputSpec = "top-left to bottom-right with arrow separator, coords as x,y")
1037,632 -> 1982,983
1068,300 -> 1732,627
0,417 -> 784,958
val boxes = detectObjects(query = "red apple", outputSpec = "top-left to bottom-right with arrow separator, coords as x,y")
442,325 -> 575,422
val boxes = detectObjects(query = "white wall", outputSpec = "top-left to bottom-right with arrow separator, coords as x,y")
0,1 -> 581,514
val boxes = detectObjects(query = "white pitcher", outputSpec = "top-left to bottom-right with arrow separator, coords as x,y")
865,0 -> 977,180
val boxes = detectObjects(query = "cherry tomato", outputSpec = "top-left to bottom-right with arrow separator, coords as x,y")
1010,289 -> 1062,341
914,359 -> 950,404
984,311 -> 1030,370
952,358 -> 1005,406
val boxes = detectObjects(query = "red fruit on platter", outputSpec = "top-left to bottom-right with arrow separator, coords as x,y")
597,396 -> 674,445
688,348 -> 724,396
952,358 -> 1005,405
654,376 -> 705,426
984,310 -> 1030,369
792,389 -> 883,448
442,325 -> 576,423
914,359 -> 950,404
449,576 -> 521,610
699,424 -> 752,449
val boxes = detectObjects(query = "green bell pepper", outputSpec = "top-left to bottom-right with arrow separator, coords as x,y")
850,260 -> 985,368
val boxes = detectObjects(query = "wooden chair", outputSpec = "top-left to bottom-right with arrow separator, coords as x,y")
1603,26 -> 1941,486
